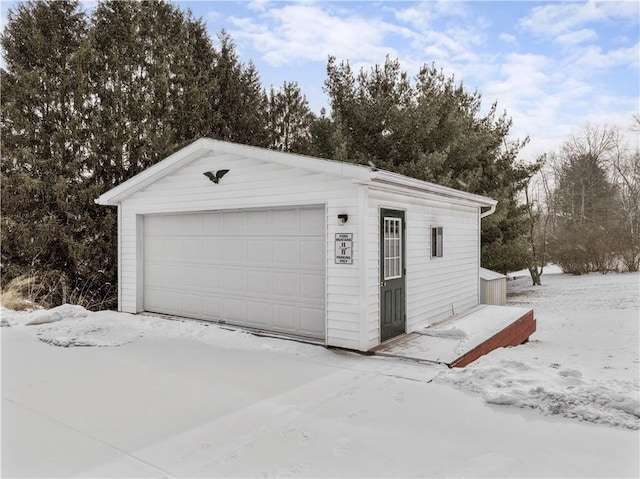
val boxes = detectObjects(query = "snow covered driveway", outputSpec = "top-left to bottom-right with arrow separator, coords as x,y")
2,272 -> 639,478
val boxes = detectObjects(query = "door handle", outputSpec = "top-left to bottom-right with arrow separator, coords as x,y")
380,281 -> 386,287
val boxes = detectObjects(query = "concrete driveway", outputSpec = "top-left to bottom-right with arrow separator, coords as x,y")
2,325 -> 638,478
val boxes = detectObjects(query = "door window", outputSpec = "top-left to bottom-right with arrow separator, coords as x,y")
383,217 -> 402,279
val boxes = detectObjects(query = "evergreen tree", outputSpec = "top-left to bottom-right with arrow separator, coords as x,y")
552,147 -> 618,274
1,0 -> 233,308
1,0 -> 97,303
211,31 -> 268,146
267,81 -> 314,153
314,56 -> 537,272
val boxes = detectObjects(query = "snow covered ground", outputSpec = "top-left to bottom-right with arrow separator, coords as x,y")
1,270 -> 639,477
436,267 -> 640,431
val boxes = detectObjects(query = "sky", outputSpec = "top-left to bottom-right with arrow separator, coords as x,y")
1,0 -> 638,162
182,0 -> 640,162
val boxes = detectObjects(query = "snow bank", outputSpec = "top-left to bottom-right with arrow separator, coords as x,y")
436,271 -> 640,430
2,305 -> 141,347
0,305 -> 314,354
436,350 -> 640,430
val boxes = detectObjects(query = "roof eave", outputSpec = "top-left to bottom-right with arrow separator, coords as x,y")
369,170 -> 497,207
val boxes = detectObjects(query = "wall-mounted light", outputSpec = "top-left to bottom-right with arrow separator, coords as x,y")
203,169 -> 229,184
337,214 -> 349,225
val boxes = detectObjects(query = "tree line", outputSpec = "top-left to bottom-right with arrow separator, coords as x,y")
2,0 -> 545,308
525,122 -> 640,285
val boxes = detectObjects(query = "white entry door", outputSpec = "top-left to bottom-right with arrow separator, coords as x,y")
143,206 -> 326,340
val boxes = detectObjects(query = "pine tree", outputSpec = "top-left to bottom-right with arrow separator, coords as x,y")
1,0 -> 230,308
315,56 -> 538,273
211,31 -> 268,146
267,81 -> 314,153
552,148 -> 618,274
1,0 -> 95,303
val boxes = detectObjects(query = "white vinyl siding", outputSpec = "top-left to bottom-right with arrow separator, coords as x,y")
118,153 -> 362,349
108,140 -> 492,352
365,189 -> 480,347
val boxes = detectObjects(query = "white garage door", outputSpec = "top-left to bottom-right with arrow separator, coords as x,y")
143,207 -> 326,340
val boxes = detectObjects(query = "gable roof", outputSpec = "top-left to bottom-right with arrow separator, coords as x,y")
95,138 -> 497,209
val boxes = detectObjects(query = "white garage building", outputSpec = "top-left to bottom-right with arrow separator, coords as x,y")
97,138 -> 497,351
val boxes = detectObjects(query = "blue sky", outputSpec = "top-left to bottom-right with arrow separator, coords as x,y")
184,0 -> 640,161
2,1 -> 638,162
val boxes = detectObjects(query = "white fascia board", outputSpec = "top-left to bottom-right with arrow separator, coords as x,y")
368,170 -> 497,207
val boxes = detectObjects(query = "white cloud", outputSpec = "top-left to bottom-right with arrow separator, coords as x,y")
574,42 -> 640,69
499,33 -> 518,46
247,0 -> 270,12
556,28 -> 598,47
229,5 -> 408,67
520,1 -> 638,39
392,1 -> 468,29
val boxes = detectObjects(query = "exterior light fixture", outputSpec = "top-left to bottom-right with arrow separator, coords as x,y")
337,214 -> 348,225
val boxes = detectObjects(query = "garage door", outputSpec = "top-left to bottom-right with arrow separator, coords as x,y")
143,207 -> 326,340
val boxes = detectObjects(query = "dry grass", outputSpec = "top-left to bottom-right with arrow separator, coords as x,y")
0,276 -> 41,311
1,271 -> 117,312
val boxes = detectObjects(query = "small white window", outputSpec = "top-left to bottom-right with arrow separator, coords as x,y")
431,226 -> 443,258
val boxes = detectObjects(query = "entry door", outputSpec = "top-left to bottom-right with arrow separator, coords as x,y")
380,209 -> 406,342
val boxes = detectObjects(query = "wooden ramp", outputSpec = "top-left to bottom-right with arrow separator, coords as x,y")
372,305 -> 535,367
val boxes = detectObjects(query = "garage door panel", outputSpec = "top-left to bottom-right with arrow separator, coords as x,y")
273,240 -> 299,265
164,238 -> 183,261
180,238 -> 201,262
272,209 -> 300,234
180,265 -> 202,288
181,293 -> 202,316
143,207 -> 325,340
272,305 -> 297,330
300,239 -> 325,267
181,214 -> 202,235
145,237 -> 164,258
247,301 -> 272,327
144,264 -> 165,287
202,238 -> 223,263
301,274 -> 325,301
247,270 -> 272,295
300,208 -> 325,234
222,212 -> 245,234
247,210 -> 271,231
223,269 -> 245,292
201,266 -> 222,290
300,308 -> 325,336
224,298 -> 246,322
202,214 -> 222,235
222,238 -> 247,262
247,239 -> 271,263
272,272 -> 299,297
201,297 -> 221,318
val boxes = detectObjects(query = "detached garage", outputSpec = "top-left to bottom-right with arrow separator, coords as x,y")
97,138 -> 497,351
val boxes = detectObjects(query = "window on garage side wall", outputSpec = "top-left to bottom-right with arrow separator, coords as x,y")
431,226 -> 443,258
